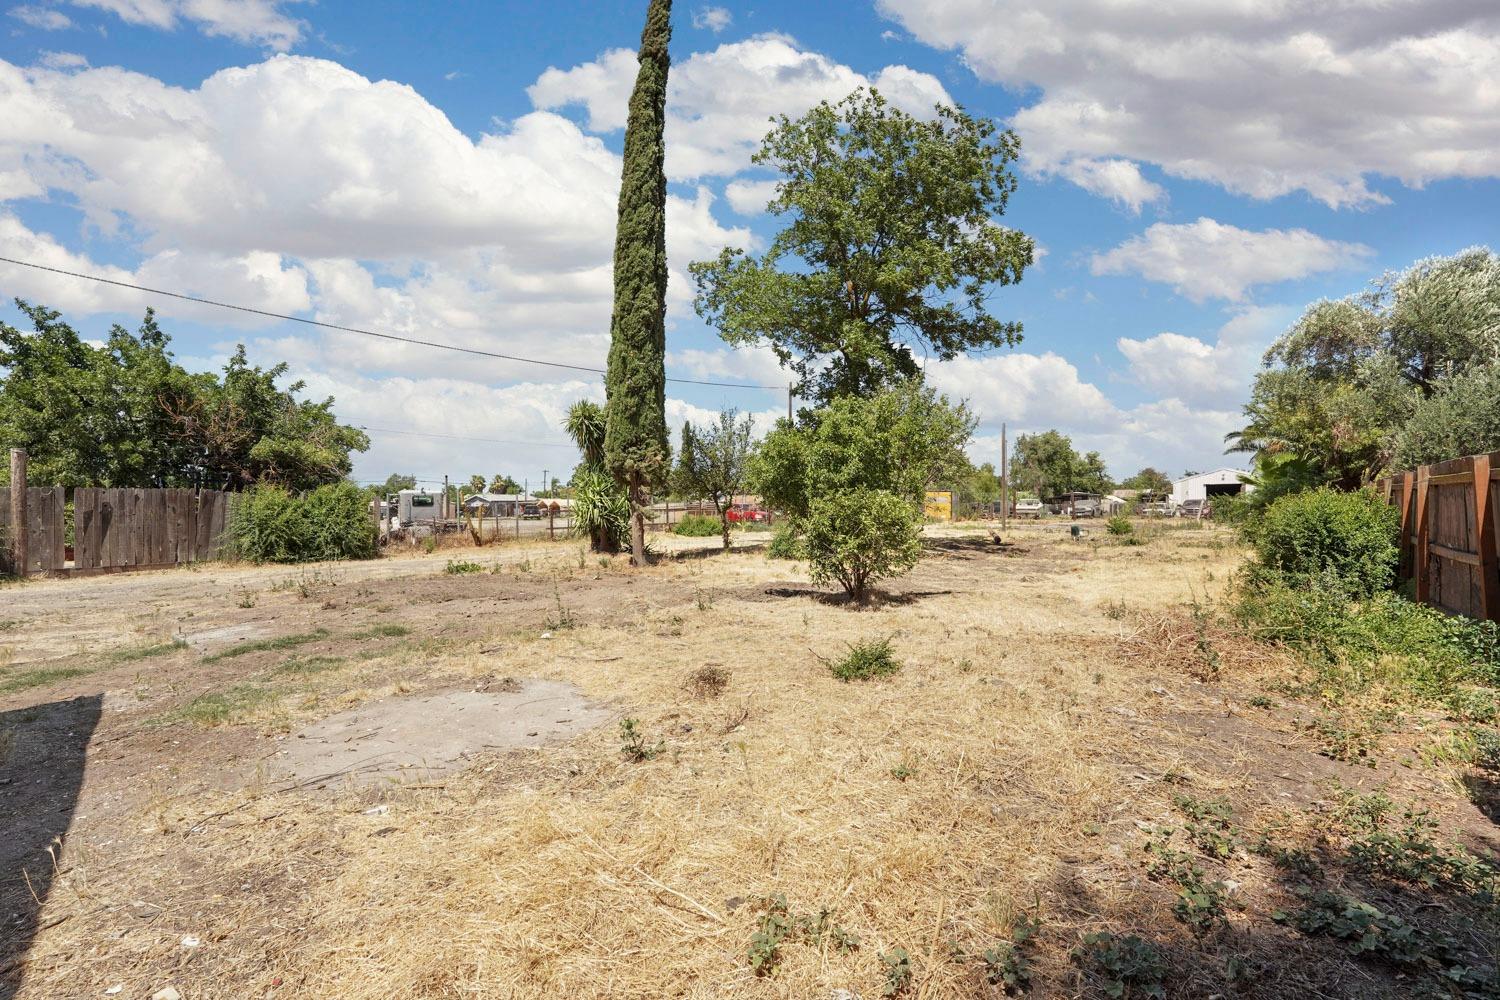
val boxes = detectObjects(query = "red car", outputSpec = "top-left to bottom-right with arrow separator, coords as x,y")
725,504 -> 771,523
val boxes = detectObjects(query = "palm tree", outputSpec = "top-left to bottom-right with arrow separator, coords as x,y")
565,400 -> 606,470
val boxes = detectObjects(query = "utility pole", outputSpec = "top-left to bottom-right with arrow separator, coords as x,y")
443,474 -> 449,521
543,468 -> 548,499
787,383 -> 793,423
1000,423 -> 1008,533
9,448 -> 26,577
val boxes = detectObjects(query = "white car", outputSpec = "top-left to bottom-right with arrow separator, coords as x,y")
1012,498 -> 1044,518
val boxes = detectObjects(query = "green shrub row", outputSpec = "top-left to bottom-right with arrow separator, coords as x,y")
225,481 -> 376,564
673,513 -> 722,537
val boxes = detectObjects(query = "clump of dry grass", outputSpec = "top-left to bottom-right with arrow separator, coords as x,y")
1118,605 -> 1292,682
683,663 -> 730,698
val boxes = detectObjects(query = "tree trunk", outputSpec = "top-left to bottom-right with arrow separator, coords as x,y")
630,469 -> 647,566
716,499 -> 730,550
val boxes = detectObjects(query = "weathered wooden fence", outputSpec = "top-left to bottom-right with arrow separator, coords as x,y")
3,479 -> 230,577
1376,450 -> 1500,621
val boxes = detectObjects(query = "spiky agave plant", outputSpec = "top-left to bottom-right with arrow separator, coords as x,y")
571,469 -> 629,553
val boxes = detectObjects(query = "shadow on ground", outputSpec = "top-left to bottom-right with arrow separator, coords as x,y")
0,693 -> 101,1000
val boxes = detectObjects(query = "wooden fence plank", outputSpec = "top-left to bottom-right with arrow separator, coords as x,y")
101,489 -> 119,568
1476,453 -> 1500,622
1414,467 -> 1432,606
0,489 -> 10,575
74,488 -> 97,570
210,491 -> 228,558
26,487 -> 65,573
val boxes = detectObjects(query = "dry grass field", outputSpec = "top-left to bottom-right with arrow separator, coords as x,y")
1,521 -> 1495,999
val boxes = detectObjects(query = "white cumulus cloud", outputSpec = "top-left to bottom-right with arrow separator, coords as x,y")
67,0 -> 306,50
878,0 -> 1500,208
692,5 -> 732,33
1090,218 -> 1373,302
528,33 -> 953,179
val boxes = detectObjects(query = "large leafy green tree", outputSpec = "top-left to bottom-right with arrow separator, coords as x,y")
1229,247 -> 1500,497
690,88 -> 1035,405
0,301 -> 366,490
671,409 -> 754,549
1008,430 -> 1106,499
604,0 -> 672,566
1121,467 -> 1173,494
1392,362 -> 1500,468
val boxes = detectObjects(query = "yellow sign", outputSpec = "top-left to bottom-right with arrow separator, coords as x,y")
923,490 -> 953,521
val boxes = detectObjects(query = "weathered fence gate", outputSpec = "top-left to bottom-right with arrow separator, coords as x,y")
2,479 -> 230,577
1376,450 -> 1500,622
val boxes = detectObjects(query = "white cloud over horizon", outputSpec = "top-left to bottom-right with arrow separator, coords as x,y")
878,0 -> 1500,209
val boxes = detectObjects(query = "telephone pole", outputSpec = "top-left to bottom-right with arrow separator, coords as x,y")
1000,423 -> 1008,533
787,383 -> 793,423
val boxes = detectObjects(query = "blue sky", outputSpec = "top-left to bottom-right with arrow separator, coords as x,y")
2,0 -> 1497,487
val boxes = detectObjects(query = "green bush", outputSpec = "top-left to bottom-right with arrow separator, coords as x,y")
1235,580 -> 1500,714
804,489 -> 922,602
226,482 -> 376,563
829,637 -> 901,682
1106,515 -> 1133,536
674,513 -> 721,537
767,524 -> 805,560
1251,487 -> 1398,597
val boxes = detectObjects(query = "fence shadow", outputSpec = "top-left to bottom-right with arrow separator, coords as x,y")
0,693 -> 102,999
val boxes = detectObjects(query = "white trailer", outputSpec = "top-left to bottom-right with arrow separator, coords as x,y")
393,488 -> 442,528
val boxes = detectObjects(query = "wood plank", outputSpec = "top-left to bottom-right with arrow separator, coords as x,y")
74,488 -> 96,570
166,489 -> 180,564
1415,467 -> 1432,605
209,492 -> 228,558
100,489 -> 116,568
194,491 -> 213,558
1430,541 -> 1482,568
0,489 -> 9,575
1475,453 -> 1500,622
1398,472 -> 1415,581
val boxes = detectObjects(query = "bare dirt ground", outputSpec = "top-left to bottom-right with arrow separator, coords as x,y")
1,523 -> 1495,999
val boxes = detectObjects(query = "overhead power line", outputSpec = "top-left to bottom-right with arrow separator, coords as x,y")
358,425 -> 577,450
0,254 -> 784,390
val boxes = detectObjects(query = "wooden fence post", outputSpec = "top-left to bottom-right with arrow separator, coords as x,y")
1398,472 -> 1415,582
1475,452 -> 1500,622
1414,464 -> 1432,604
9,449 -> 25,578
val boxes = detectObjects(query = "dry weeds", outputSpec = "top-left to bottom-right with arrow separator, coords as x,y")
3,523 -> 1494,999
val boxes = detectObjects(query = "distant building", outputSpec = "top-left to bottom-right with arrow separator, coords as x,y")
462,492 -> 531,517
1171,469 -> 1253,506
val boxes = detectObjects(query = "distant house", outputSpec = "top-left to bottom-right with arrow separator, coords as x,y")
1171,469 -> 1253,506
462,492 -> 530,517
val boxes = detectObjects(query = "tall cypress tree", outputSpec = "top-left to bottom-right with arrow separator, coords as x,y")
604,0 -> 672,566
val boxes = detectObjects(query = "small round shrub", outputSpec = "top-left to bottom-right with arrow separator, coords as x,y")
803,488 -> 922,602
1106,515 -> 1133,536
1252,487 -> 1398,597
674,513 -> 721,537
